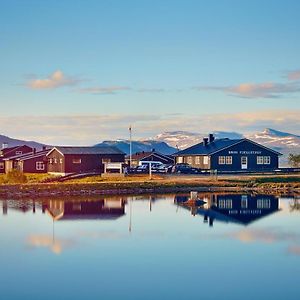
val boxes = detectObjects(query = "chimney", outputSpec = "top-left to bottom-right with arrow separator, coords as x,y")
203,138 -> 208,146
33,148 -> 36,154
209,134 -> 215,143
42,145 -> 47,151
2,143 -> 8,149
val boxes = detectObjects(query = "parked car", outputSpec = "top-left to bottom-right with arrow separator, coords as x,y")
172,163 -> 200,174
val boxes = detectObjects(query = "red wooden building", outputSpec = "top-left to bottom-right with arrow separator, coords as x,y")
46,146 -> 125,175
0,145 -> 33,173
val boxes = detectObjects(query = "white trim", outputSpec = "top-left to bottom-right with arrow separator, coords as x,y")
36,161 -> 45,171
46,147 -> 65,157
210,139 -> 282,156
140,153 -> 171,163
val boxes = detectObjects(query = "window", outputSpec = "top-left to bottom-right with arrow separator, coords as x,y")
187,156 -> 193,164
102,158 -> 111,163
0,162 -> 4,169
257,156 -> 271,165
219,156 -> 226,164
16,151 -> 22,155
219,199 -> 233,209
49,158 -> 53,164
195,156 -> 200,164
241,195 -> 248,208
54,158 -> 57,164
72,158 -> 81,164
257,199 -> 271,209
257,156 -> 264,164
60,158 -> 63,164
177,156 -> 183,163
226,156 -> 232,165
203,156 -> 209,165
241,157 -> 247,164
36,161 -> 45,171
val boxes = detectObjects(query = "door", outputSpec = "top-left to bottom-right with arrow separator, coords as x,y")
241,156 -> 248,169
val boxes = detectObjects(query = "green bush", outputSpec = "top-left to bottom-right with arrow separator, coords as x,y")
6,169 -> 28,184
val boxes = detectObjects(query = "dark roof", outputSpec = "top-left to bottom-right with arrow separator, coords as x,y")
126,151 -> 154,160
174,138 -> 282,156
3,149 -> 49,161
48,146 -> 125,156
174,139 -> 242,156
0,145 -> 33,157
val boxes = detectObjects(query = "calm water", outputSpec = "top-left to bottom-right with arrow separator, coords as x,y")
0,192 -> 300,300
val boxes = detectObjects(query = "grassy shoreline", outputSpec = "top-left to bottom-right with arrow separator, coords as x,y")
0,174 -> 300,198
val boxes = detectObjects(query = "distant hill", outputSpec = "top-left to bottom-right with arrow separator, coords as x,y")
95,140 -> 177,155
0,134 -> 46,150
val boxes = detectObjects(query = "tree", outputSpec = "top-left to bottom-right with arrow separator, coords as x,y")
288,154 -> 300,167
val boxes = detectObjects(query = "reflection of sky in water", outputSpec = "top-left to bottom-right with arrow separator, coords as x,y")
0,194 -> 299,300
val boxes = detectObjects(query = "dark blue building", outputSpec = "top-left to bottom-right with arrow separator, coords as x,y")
174,134 -> 282,172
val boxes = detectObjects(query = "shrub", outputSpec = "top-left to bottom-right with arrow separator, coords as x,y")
6,169 -> 28,184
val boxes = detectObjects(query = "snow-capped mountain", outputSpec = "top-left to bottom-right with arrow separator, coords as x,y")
246,128 -> 300,166
246,128 -> 300,149
153,131 -> 243,149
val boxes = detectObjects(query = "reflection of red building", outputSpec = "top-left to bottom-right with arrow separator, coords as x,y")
44,198 -> 126,221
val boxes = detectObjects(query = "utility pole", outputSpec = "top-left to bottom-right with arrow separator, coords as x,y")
129,125 -> 132,167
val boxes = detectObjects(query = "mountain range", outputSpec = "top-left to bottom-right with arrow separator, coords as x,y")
1,128 -> 300,166
0,134 -> 46,150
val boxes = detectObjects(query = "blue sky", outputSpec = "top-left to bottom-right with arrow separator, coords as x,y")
1,0 -> 300,144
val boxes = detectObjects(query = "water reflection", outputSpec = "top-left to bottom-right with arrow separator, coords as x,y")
43,198 -> 126,221
174,193 -> 281,227
1,193 -> 300,300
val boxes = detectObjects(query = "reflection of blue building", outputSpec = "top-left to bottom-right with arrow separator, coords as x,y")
175,193 -> 280,227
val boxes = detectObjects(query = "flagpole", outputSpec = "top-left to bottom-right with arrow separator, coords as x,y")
129,125 -> 132,167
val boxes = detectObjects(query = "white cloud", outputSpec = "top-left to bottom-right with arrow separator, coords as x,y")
286,69 -> 300,81
195,81 -> 300,98
28,70 -> 81,89
78,86 -> 130,94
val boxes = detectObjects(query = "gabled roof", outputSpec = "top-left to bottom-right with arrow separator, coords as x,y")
47,146 -> 125,156
0,145 -> 33,157
126,151 -> 173,162
174,138 -> 282,156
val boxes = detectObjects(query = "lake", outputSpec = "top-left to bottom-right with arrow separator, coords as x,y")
0,192 -> 299,300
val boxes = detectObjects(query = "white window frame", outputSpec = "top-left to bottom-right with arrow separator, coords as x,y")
257,156 -> 264,165
218,156 -> 226,165
72,158 -> 82,164
16,151 -> 23,155
177,156 -> 183,164
203,156 -> 209,165
226,156 -> 232,165
195,156 -> 200,164
187,156 -> 193,165
36,161 -> 45,171
264,156 -> 271,164
60,158 -> 63,164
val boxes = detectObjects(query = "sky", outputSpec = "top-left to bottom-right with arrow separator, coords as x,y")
1,0 -> 300,145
